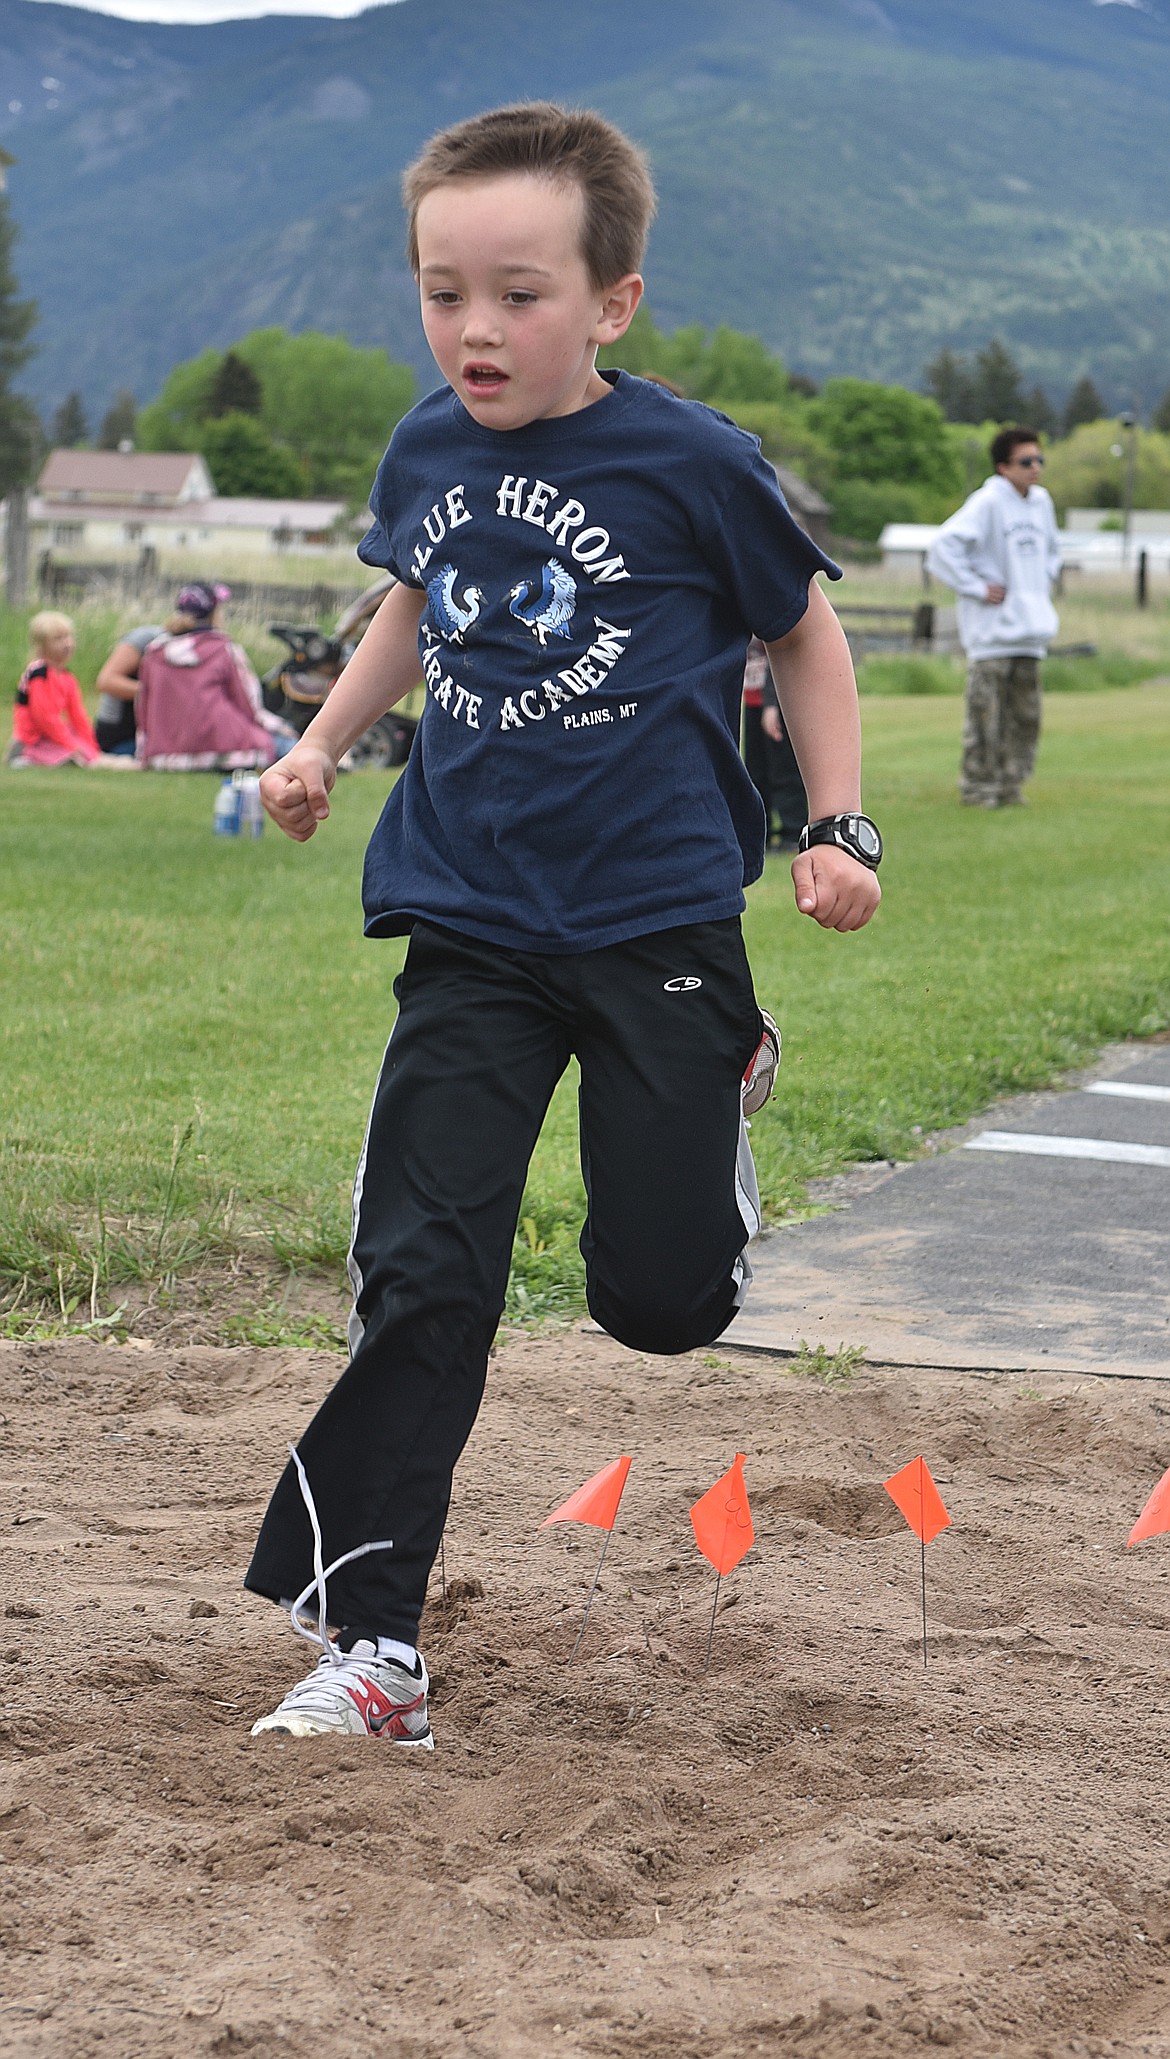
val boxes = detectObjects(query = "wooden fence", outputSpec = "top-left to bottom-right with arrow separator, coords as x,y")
35,550 -> 366,620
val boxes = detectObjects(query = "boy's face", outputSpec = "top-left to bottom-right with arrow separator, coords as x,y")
416,172 -> 642,430
996,441 -> 1044,497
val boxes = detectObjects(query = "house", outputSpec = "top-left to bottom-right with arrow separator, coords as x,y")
774,466 -> 831,552
28,449 -> 354,558
38,449 -> 216,510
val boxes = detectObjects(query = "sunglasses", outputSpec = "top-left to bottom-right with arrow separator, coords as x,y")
1014,454 -> 1045,469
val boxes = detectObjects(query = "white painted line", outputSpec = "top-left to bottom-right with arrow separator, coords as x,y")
966,1130 -> 1170,1168
1085,1080 -> 1170,1104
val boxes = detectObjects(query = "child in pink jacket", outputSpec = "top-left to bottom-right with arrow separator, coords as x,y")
9,612 -> 101,766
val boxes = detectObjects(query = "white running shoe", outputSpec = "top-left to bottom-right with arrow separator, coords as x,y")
742,1009 -> 781,1117
251,1640 -> 434,1745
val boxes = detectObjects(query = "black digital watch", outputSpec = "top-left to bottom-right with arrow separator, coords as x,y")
797,812 -> 883,871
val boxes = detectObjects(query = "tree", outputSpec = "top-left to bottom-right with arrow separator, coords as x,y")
807,378 -> 963,496
714,400 -> 835,489
829,477 -> 927,543
0,188 -> 39,499
1154,386 -> 1170,437
139,329 -> 415,498
1041,418 -> 1170,518
50,390 -> 87,447
198,413 -> 304,498
968,338 -> 1024,424
597,302 -> 667,378
601,307 -> 790,405
206,350 -> 262,419
233,329 -> 414,496
1063,375 -> 1106,436
135,346 -> 221,451
924,347 -> 975,423
671,325 -> 790,405
98,389 -> 137,450
1021,384 -> 1057,438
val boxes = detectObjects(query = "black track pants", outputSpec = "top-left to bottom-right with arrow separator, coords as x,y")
245,917 -> 764,1642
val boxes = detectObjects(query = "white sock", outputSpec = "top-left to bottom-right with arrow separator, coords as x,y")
375,1636 -> 419,1672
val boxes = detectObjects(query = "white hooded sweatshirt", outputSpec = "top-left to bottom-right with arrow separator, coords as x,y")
926,473 -> 1061,662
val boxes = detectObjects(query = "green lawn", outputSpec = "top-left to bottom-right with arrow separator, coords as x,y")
2,683 -> 1168,1337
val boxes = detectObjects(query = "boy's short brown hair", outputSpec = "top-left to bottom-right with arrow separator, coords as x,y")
403,101 -> 656,290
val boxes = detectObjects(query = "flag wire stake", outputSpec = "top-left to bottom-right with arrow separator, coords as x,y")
919,1457 -> 928,1667
569,1527 -> 612,1664
704,1570 -> 723,1672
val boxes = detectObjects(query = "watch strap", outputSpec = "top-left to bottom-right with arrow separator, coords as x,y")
798,813 -> 883,870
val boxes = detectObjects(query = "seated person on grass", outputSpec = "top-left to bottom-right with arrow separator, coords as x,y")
243,101 -> 883,1746
94,621 -> 163,757
8,611 -> 129,768
135,582 -> 293,772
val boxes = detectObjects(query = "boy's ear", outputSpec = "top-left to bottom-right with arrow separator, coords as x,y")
593,273 -> 644,348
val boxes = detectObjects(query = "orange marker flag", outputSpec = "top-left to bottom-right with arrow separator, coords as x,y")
691,1454 -> 755,1669
883,1456 -> 950,1668
541,1457 -> 632,1663
883,1456 -> 951,1545
690,1452 -> 755,1574
1128,1464 -> 1170,1548
541,1455 -> 632,1532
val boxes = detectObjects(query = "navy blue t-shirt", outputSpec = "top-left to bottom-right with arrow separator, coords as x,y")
357,369 -> 839,953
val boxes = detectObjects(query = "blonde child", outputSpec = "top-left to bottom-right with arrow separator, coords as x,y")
9,612 -> 102,767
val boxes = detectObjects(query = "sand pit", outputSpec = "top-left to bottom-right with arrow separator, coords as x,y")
3,1328 -> 1170,2058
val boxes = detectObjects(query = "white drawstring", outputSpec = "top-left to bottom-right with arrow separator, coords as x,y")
286,1442 -> 395,1667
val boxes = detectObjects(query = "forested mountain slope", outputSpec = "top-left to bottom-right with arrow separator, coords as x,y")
3,0 -> 1169,412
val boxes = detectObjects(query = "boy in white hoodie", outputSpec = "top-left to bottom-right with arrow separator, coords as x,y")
926,425 -> 1061,807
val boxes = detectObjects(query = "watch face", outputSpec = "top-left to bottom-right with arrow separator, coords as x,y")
854,818 -> 882,859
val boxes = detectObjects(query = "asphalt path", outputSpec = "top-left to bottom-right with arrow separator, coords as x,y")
735,1041 -> 1170,1378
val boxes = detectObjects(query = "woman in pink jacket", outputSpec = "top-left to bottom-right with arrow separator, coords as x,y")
135,582 -> 293,772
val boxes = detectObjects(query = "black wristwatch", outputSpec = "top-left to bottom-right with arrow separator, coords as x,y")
798,813 -> 883,870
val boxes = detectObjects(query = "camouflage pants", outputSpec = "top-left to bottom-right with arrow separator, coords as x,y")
961,656 -> 1042,805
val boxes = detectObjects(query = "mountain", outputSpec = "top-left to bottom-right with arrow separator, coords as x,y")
3,0 -> 1170,416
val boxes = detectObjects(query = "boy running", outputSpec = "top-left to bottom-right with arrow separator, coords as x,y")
246,103 -> 882,1744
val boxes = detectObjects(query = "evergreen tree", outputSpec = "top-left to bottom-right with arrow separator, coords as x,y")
206,350 -> 263,418
1021,384 -> 1057,437
0,188 -> 38,499
98,389 -> 137,450
969,338 -> 1024,424
924,347 -> 974,423
1063,375 -> 1106,435
50,390 -> 88,447
1153,385 -> 1170,436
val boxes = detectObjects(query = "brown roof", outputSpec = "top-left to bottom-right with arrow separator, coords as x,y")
38,450 -> 208,498
774,464 -> 830,518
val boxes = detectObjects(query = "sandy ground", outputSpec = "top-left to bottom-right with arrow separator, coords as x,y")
4,1330 -> 1170,2059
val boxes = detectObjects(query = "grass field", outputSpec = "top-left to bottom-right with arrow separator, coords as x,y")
2,677 -> 1168,1341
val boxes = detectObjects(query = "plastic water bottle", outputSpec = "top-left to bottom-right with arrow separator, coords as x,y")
213,776 -> 240,837
237,773 -> 264,840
